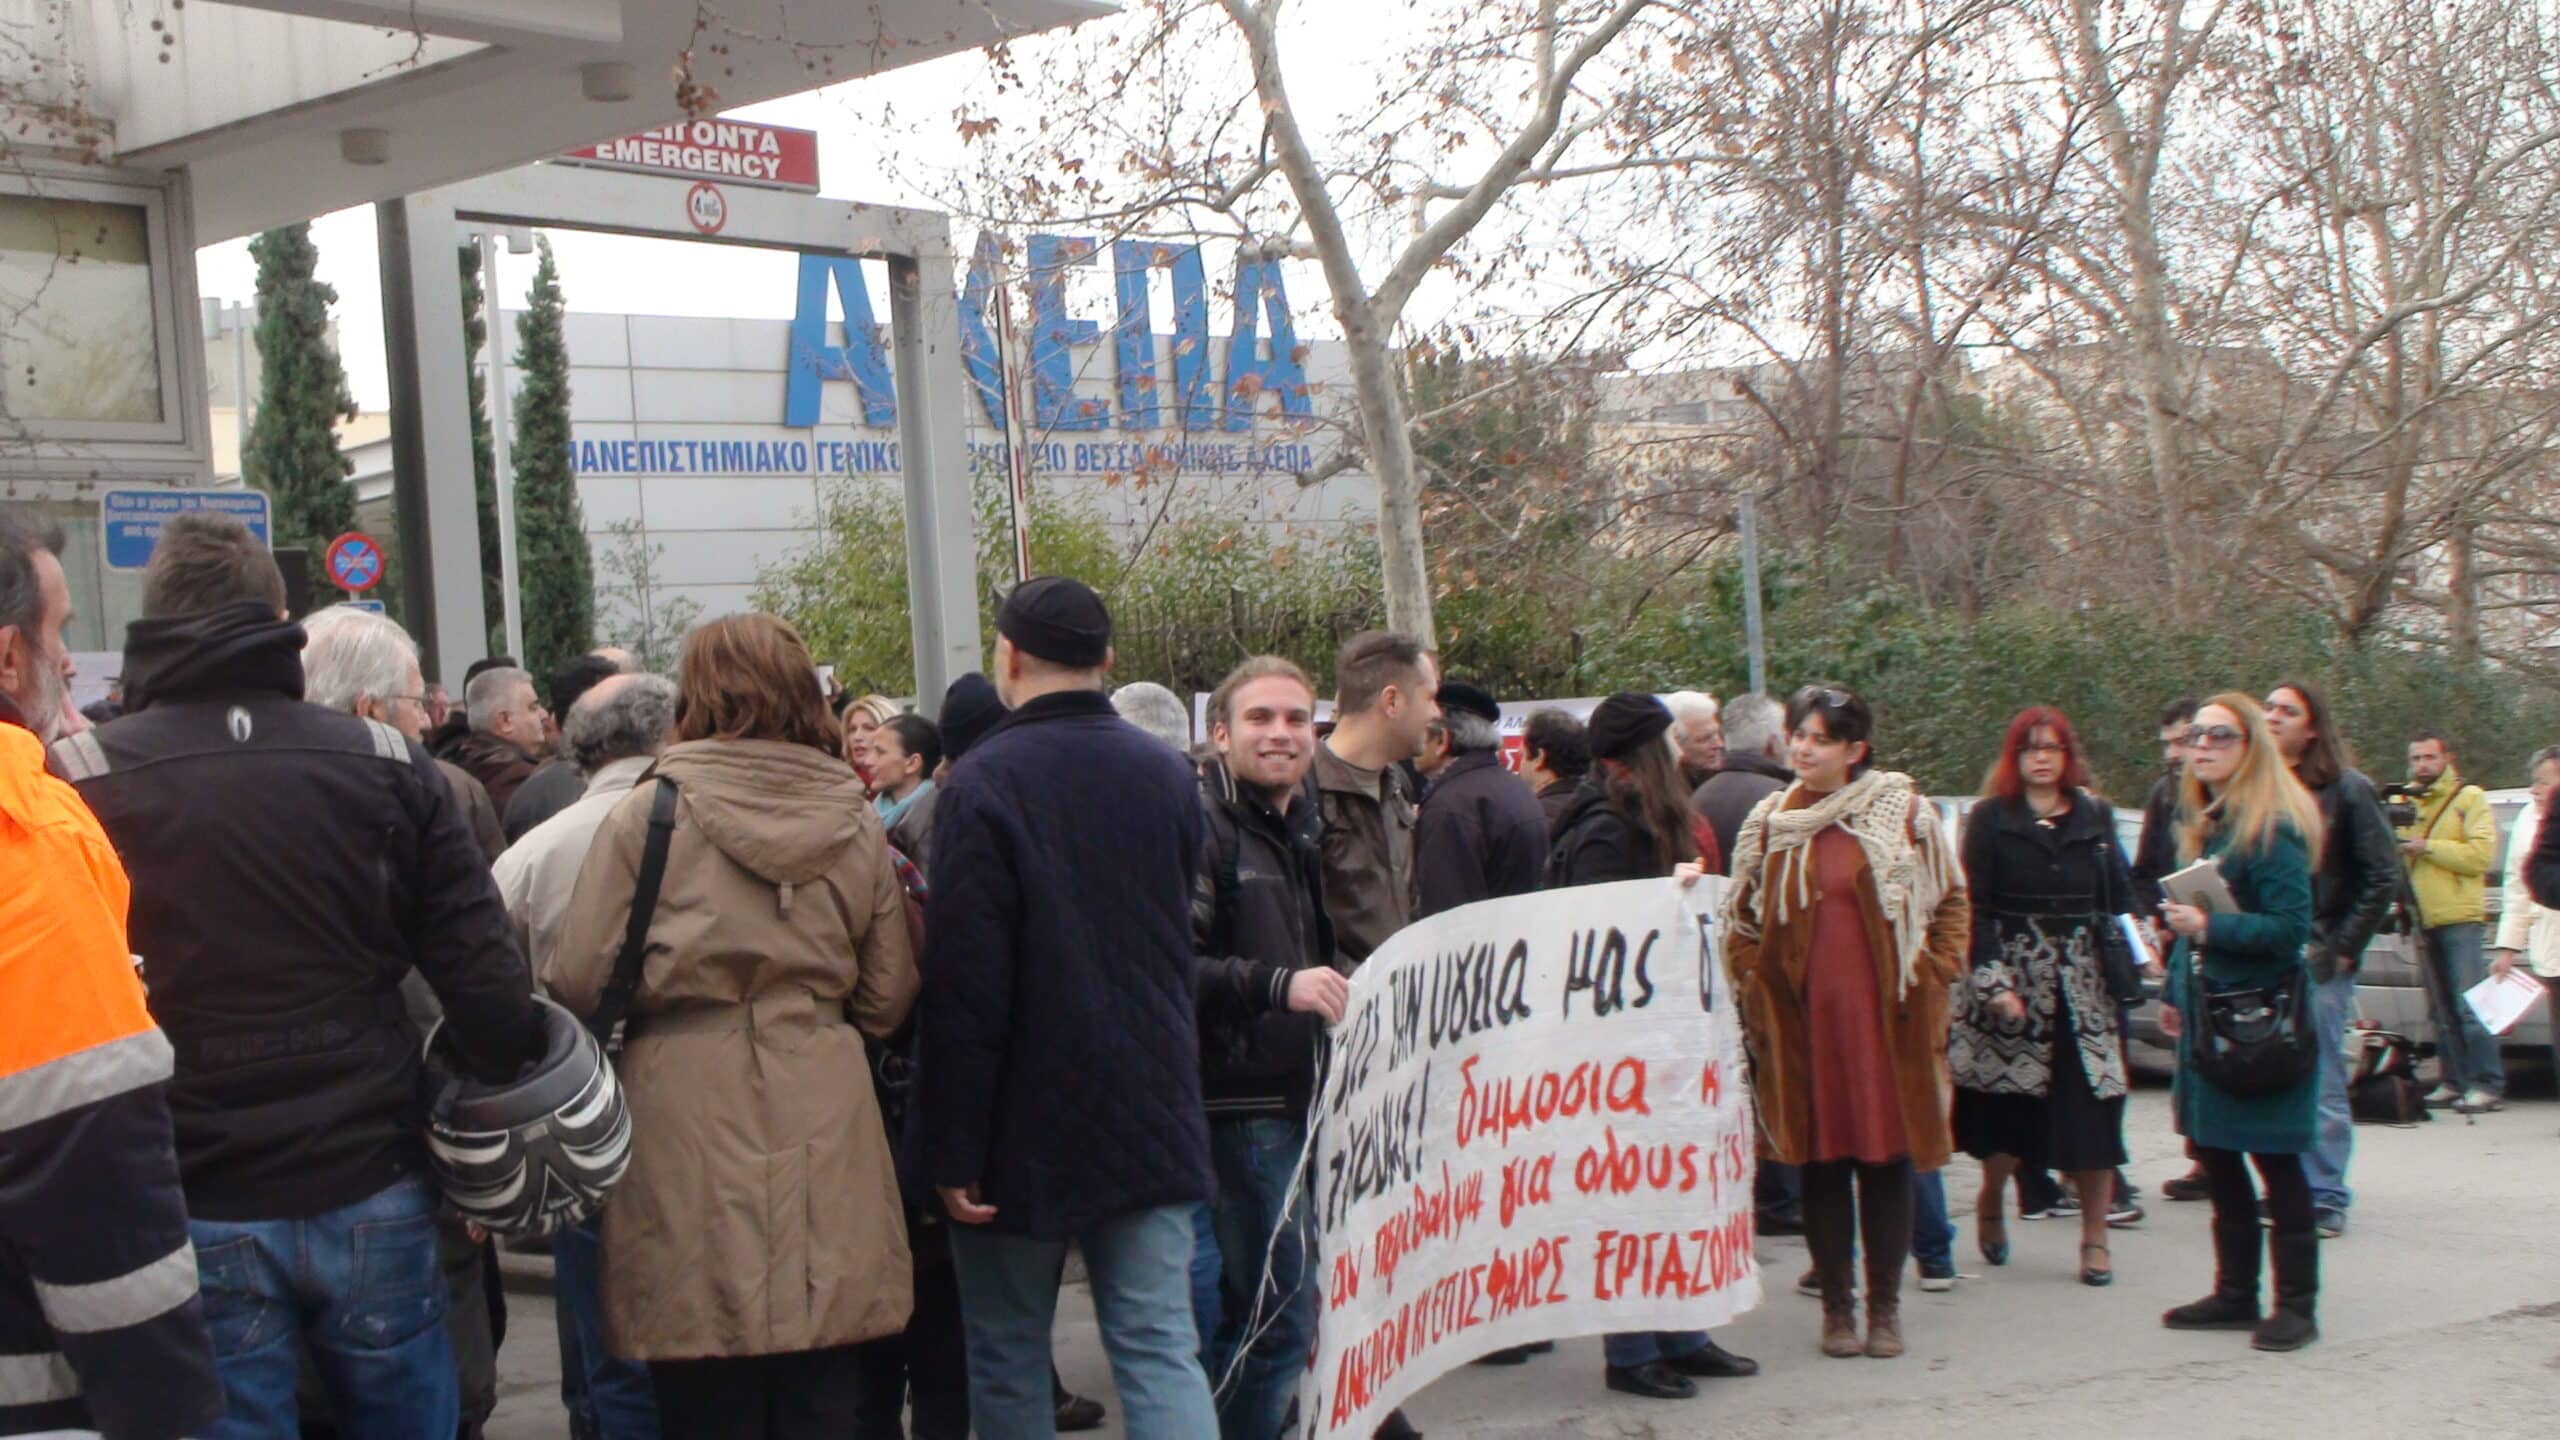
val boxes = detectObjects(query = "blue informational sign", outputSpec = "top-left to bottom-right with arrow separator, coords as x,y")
100,489 -> 272,571
342,599 -> 387,615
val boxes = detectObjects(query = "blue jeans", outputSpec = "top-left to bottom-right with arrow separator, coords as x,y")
1206,1119 -> 1317,1440
1911,1169 -> 1953,1268
2303,969 -> 2358,1214
948,1205 -> 1217,1440
554,1216 -> 661,1440
1603,1331 -> 1708,1368
1188,1203 -> 1223,1372
189,1175 -> 457,1440
2426,924 -> 2505,1095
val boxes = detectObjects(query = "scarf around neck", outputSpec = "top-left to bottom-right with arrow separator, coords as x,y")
1721,768 -> 1959,998
875,777 -> 934,829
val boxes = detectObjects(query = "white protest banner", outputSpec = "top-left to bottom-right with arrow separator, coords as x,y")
1297,876 -> 1759,1437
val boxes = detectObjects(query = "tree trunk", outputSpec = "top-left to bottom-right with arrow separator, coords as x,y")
1342,314 -> 1437,644
2447,519 -> 2479,662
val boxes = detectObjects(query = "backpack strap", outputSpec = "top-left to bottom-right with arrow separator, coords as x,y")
586,778 -> 680,1042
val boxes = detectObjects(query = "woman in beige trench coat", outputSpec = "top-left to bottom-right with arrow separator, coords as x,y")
547,614 -> 919,1438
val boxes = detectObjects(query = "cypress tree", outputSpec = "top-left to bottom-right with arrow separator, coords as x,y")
511,236 -> 593,678
460,247 -> 505,654
242,223 -> 356,553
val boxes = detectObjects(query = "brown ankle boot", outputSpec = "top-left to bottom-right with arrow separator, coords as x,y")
1864,1302 -> 1904,1358
1818,1264 -> 1862,1357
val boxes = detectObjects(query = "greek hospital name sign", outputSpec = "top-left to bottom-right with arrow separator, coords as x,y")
567,235 -> 1323,483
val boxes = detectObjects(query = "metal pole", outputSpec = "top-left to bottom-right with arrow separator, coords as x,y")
889,238 -> 986,715
1739,491 -> 1768,697
376,195 -> 491,685
234,304 -> 253,439
481,235 -> 526,662
991,246 -> 1034,584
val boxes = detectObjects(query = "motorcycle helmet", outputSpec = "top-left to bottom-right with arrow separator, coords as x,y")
424,996 -> 631,1236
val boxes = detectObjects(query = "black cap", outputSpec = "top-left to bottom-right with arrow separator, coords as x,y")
1437,680 -> 1499,725
1585,692 -> 1674,761
939,672 -> 1006,763
996,576 -> 1112,668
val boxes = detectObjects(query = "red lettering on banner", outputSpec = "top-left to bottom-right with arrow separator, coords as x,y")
1699,1059 -> 1723,1106
1570,1125 -> 1702,1199
1496,1154 -> 1555,1227
1327,1256 -> 1496,1426
1328,1251 -> 1362,1313
1369,1163 -> 1487,1293
1456,1054 -> 1651,1150
1588,1213 -> 1756,1303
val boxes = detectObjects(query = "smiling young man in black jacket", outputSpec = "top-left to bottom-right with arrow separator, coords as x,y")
1189,656 -> 1351,1440
2263,682 -> 2401,1239
51,513 -> 543,1437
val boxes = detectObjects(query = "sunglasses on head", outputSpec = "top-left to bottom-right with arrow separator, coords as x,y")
2183,724 -> 2245,750
1796,686 -> 1854,711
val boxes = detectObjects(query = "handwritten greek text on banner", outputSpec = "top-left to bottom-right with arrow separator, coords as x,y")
1298,877 -> 1760,1436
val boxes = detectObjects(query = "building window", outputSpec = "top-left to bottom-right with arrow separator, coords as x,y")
0,171 -> 186,446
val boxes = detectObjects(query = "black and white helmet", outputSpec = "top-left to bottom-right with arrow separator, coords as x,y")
424,998 -> 631,1237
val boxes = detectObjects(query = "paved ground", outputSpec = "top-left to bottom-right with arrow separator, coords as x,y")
492,1073 -> 2560,1438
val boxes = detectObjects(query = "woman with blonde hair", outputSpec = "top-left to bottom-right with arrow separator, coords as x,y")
2156,693 -> 2325,1353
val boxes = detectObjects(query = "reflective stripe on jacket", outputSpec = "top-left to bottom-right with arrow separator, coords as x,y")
0,720 -> 221,1439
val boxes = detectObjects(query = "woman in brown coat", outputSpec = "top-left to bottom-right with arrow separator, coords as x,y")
1724,685 -> 1968,1362
547,615 -> 920,1438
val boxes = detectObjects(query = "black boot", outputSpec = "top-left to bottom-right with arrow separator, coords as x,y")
2253,1231 -> 2320,1352
2163,1216 -> 2262,1330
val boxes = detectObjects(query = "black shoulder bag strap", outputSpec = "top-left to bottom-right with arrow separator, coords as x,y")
586,778 -> 680,1042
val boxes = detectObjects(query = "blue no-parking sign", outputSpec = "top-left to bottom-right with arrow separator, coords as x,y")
325,532 -> 386,593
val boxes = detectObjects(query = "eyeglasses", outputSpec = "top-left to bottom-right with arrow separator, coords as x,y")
2183,724 -> 2245,750
2020,742 -> 2069,757
1796,686 -> 1854,711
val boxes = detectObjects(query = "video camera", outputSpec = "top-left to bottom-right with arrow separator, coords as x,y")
2377,781 -> 2425,830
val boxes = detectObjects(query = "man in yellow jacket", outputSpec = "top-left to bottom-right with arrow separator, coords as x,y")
2398,731 -> 2503,1113
0,510 -> 222,1438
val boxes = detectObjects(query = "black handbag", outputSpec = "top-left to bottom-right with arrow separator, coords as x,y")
2190,965 -> 2318,1097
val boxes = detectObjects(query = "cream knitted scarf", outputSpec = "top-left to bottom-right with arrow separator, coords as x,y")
1721,768 -> 1959,999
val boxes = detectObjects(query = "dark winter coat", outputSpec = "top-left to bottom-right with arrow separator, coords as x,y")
1535,777 -> 1579,833
438,759 -> 508,863
2169,818 -> 2316,1154
2303,768 -> 2401,978
913,690 -> 1214,1239
503,756 -> 585,844
445,729 -> 541,818
1951,794 -> 2134,1101
1312,741 -> 1418,965
1193,759 -> 1338,1119
1545,779 -> 1670,887
1693,754 -> 1791,874
2130,772 -> 2181,916
55,602 -> 543,1222
1415,749 -> 1550,917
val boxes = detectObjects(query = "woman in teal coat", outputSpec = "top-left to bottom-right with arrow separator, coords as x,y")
2158,693 -> 2326,1353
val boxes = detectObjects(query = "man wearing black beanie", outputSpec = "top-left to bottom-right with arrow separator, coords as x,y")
913,577 -> 1220,1437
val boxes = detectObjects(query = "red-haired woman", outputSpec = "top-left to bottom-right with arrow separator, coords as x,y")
1953,706 -> 2137,1287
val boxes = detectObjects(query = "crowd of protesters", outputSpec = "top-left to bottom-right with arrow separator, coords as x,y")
5,504 -> 2553,1440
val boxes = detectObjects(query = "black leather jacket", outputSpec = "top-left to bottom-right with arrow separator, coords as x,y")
2304,767 -> 2401,977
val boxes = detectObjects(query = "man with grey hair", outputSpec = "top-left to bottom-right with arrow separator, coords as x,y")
1665,688 -> 1723,789
1414,680 -> 1549,917
302,605 -> 506,861
1111,679 -> 1194,754
1693,691 -> 1790,870
450,664 -> 547,815
491,669 -> 677,1440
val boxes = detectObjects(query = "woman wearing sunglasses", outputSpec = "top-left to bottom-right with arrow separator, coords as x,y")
1724,685 -> 1969,1360
1951,706 -> 2138,1288
2156,694 -> 2324,1352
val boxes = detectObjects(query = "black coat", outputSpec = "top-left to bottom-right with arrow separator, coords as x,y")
914,690 -> 1214,1238
55,602 -> 542,1223
1193,760 -> 1338,1119
2304,768 -> 2400,977
1415,749 -> 1550,917
503,756 -> 585,843
1544,780 -> 1670,888
1693,755 -> 1791,875
2130,772 -> 2181,916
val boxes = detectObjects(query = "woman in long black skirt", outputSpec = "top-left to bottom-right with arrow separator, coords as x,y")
1953,706 -> 2135,1287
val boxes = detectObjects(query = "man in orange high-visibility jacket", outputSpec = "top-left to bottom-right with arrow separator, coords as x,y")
0,510 -> 220,1439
